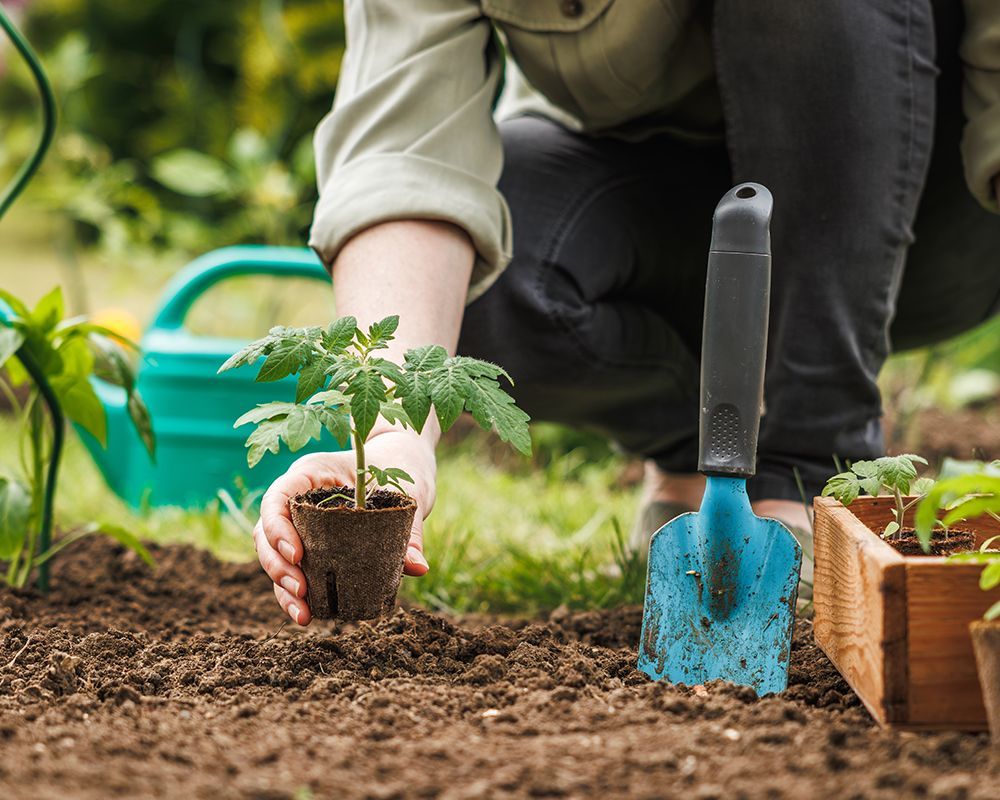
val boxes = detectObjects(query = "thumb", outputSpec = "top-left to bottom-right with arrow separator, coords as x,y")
403,515 -> 429,577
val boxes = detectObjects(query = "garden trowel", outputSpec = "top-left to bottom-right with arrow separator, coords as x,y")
637,183 -> 801,696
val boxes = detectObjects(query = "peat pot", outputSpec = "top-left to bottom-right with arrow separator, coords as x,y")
970,621 -> 1000,745
289,488 -> 417,621
813,495 -> 1000,731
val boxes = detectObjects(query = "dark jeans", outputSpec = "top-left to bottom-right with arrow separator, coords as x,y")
458,0 -> 1000,502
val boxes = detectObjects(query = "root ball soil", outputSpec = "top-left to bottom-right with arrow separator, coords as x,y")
0,539 -> 995,799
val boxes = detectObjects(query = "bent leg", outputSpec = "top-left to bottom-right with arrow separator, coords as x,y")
714,0 -> 938,500
458,116 -> 731,470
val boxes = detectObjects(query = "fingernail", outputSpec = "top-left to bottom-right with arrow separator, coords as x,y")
278,540 -> 296,563
280,576 -> 301,597
407,546 -> 429,570
288,603 -> 301,624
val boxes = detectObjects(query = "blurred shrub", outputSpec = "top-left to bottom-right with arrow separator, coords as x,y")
0,0 -> 345,255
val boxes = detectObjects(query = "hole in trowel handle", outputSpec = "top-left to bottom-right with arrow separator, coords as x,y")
735,186 -> 757,199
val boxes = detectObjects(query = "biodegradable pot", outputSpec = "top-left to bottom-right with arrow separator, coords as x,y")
813,495 -> 1000,731
288,487 -> 417,621
970,621 -> 1000,745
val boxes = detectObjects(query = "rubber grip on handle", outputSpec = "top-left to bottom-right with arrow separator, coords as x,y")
698,183 -> 773,478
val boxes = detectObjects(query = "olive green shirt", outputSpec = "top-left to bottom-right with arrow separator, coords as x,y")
310,0 -> 1000,299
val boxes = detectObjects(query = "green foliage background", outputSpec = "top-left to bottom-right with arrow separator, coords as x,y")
0,0 -> 346,255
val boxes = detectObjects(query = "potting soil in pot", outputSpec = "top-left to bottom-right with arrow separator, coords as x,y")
0,538 -> 996,799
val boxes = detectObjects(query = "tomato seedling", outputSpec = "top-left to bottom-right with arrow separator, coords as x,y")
822,454 -> 936,540
221,315 -> 531,508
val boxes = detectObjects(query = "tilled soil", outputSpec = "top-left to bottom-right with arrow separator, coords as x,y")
0,539 -> 996,800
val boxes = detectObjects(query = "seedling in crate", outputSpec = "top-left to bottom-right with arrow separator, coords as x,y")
220,314 -> 531,620
822,454 -> 936,539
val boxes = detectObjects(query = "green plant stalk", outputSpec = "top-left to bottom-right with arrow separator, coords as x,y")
15,348 -> 65,593
892,485 -> 905,538
354,430 -> 366,510
0,6 -> 57,223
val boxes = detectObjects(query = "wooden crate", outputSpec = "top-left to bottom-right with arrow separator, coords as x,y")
813,495 -> 1000,731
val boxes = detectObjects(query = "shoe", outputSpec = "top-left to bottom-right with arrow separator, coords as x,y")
628,500 -> 695,556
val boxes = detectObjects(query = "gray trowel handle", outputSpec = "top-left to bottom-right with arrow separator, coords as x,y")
697,183 -> 773,478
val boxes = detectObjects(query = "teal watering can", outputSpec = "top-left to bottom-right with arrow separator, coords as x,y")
80,245 -> 347,508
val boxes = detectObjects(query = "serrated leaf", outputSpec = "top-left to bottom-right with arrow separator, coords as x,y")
396,371 -> 432,432
127,391 -> 156,460
257,337 -> 316,382
245,419 -> 284,468
323,316 -> 357,353
366,315 -> 399,350
380,401 -> 413,430
429,361 -> 471,432
874,454 -> 921,494
822,472 -> 860,506
308,389 -> 349,408
403,344 -> 448,372
234,402 -> 297,428
850,460 -> 878,479
911,476 -> 936,495
0,477 -> 31,561
318,407 -> 351,446
326,359 -> 363,389
450,355 -> 512,384
859,476 -> 883,497
295,358 -> 330,403
344,367 -> 386,442
219,339 -> 272,373
371,358 -> 404,385
0,326 -> 25,367
463,376 -> 532,455
52,375 -> 106,444
282,405 -> 322,451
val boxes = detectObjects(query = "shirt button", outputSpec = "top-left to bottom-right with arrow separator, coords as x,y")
560,0 -> 583,18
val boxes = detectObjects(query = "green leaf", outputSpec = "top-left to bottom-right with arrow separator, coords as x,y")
981,560 -> 1000,591
282,405 -> 322,451
0,326 -> 25,368
56,334 -> 94,379
428,361 -> 472,432
0,478 -> 31,561
295,358 -> 330,403
985,600 -> 1000,622
873,454 -> 924,494
234,402 -> 297,428
850,460 -> 878,479
326,359 -> 362,390
371,358 -> 404,385
245,418 -> 284,468
463,375 -> 532,456
368,465 -> 414,493
917,474 -> 1000,549
257,337 -> 316,382
883,520 -> 900,539
0,288 -> 31,318
318,407 -> 351,447
366,315 -> 399,350
150,149 -> 234,197
52,375 -> 106,444
89,523 -> 155,568
322,316 -> 357,353
942,494 -> 1000,528
127,391 -> 156,459
218,338 -> 272,373
31,287 -> 64,333
396,371 -> 432,432
344,367 -> 386,442
90,335 -> 135,394
822,471 -> 861,506
308,389 -> 350,408
403,344 -> 448,373
911,476 -> 936,495
379,401 -> 413,430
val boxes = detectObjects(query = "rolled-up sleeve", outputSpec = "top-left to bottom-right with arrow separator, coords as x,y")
308,0 -> 510,301
961,0 -> 1000,213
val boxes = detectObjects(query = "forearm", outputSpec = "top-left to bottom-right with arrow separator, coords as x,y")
331,219 -> 475,447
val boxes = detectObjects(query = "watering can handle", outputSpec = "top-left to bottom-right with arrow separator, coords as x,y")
698,183 -> 773,479
151,245 -> 330,331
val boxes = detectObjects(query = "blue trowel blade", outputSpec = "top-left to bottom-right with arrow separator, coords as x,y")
637,476 -> 802,695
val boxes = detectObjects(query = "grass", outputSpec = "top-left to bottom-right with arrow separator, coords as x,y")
0,411 -> 645,613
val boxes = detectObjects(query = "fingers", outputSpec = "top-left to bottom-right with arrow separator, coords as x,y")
274,581 -> 311,626
403,516 -> 429,577
255,518 -> 309,608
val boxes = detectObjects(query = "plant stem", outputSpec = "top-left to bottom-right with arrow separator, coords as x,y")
354,430 -> 366,510
16,349 -> 64,593
893,486 -> 905,539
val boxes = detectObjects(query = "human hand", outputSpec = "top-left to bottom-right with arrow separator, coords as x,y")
254,429 -> 437,625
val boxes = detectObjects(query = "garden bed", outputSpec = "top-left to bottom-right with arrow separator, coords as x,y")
0,539 -> 995,799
